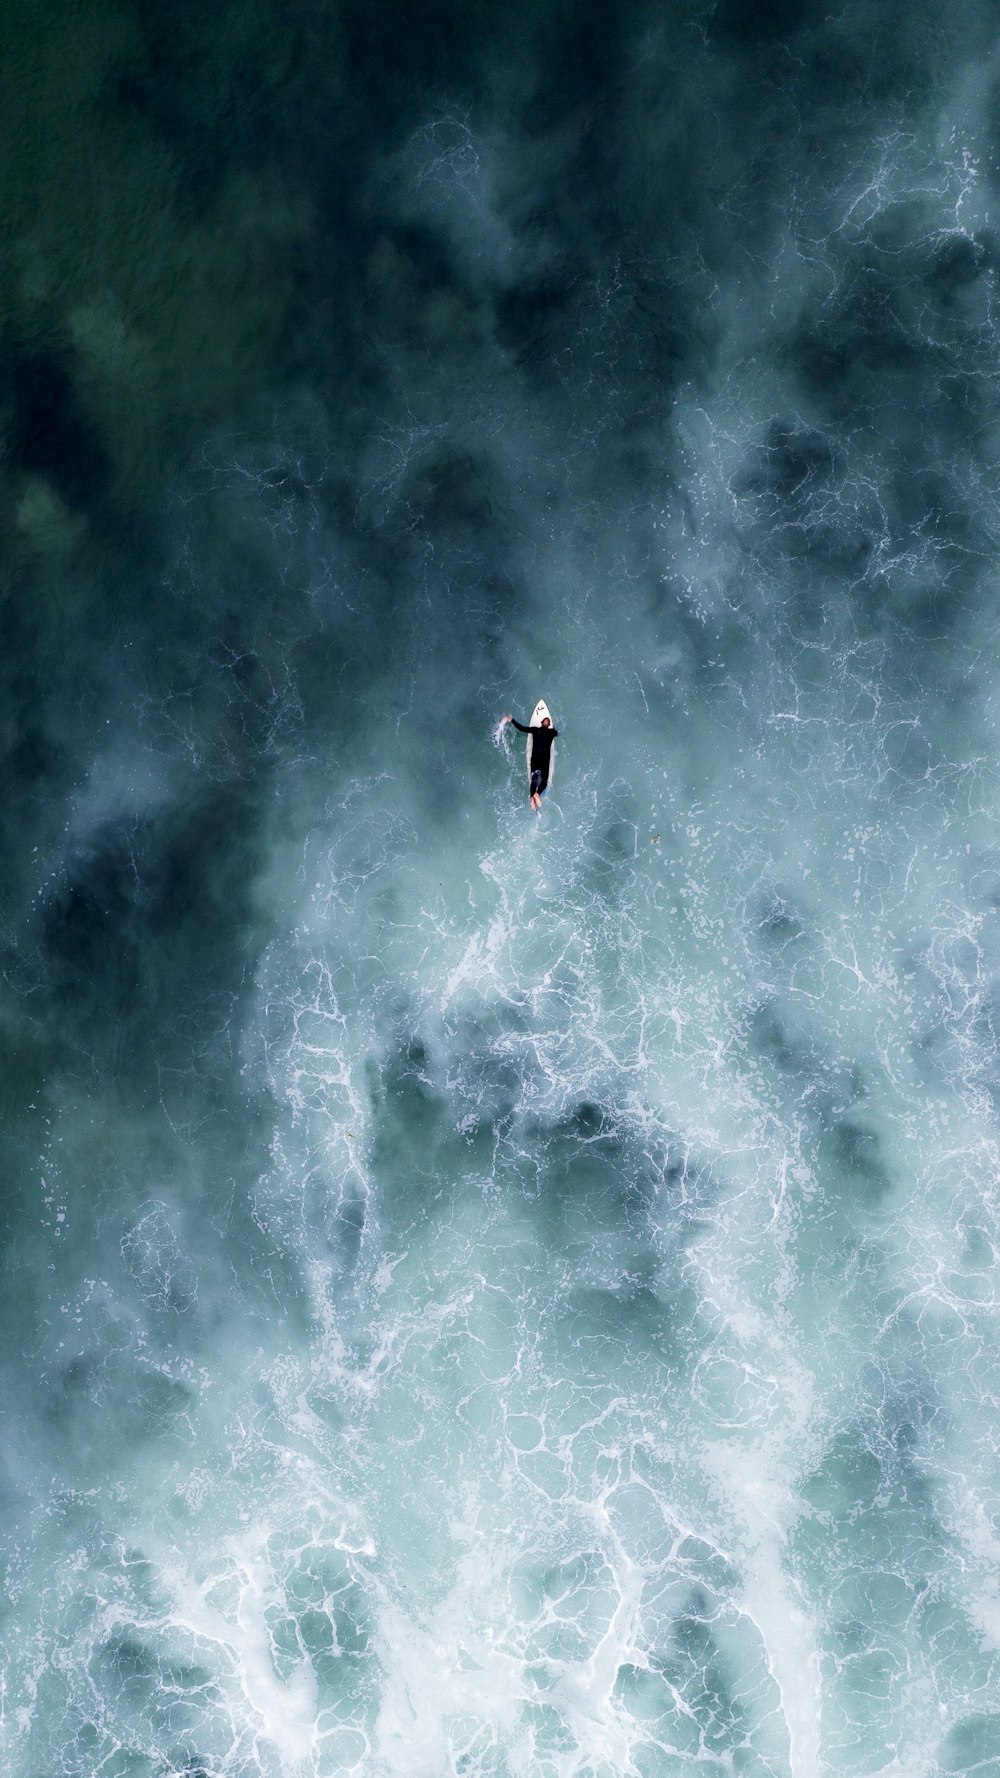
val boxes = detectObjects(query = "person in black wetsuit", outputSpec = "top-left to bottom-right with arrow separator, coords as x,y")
503,712 -> 558,812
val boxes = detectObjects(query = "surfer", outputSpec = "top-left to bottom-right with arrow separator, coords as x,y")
503,712 -> 558,811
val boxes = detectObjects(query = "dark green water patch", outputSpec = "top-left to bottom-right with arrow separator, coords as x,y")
0,343 -> 111,514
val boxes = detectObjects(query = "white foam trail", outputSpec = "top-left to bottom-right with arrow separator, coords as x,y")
700,1365 -> 822,1777
161,1532 -> 318,1771
439,912 -> 511,1011
373,1598 -> 525,1777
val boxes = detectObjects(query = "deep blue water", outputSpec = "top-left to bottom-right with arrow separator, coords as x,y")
3,2 -> 1000,1774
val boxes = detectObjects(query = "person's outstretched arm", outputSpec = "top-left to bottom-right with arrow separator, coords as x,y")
504,715 -> 532,734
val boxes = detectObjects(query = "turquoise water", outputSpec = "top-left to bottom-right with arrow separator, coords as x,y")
3,2 -> 1000,1773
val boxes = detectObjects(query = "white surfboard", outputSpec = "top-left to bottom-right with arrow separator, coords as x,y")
527,699 -> 554,791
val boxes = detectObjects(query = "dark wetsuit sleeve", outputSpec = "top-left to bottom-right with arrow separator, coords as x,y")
510,720 -> 559,738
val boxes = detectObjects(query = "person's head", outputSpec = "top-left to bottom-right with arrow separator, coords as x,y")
541,716 -> 551,727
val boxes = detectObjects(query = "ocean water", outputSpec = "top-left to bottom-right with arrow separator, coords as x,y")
3,2 -> 1000,1774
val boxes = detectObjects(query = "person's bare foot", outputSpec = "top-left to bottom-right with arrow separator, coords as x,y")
530,793 -> 541,811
